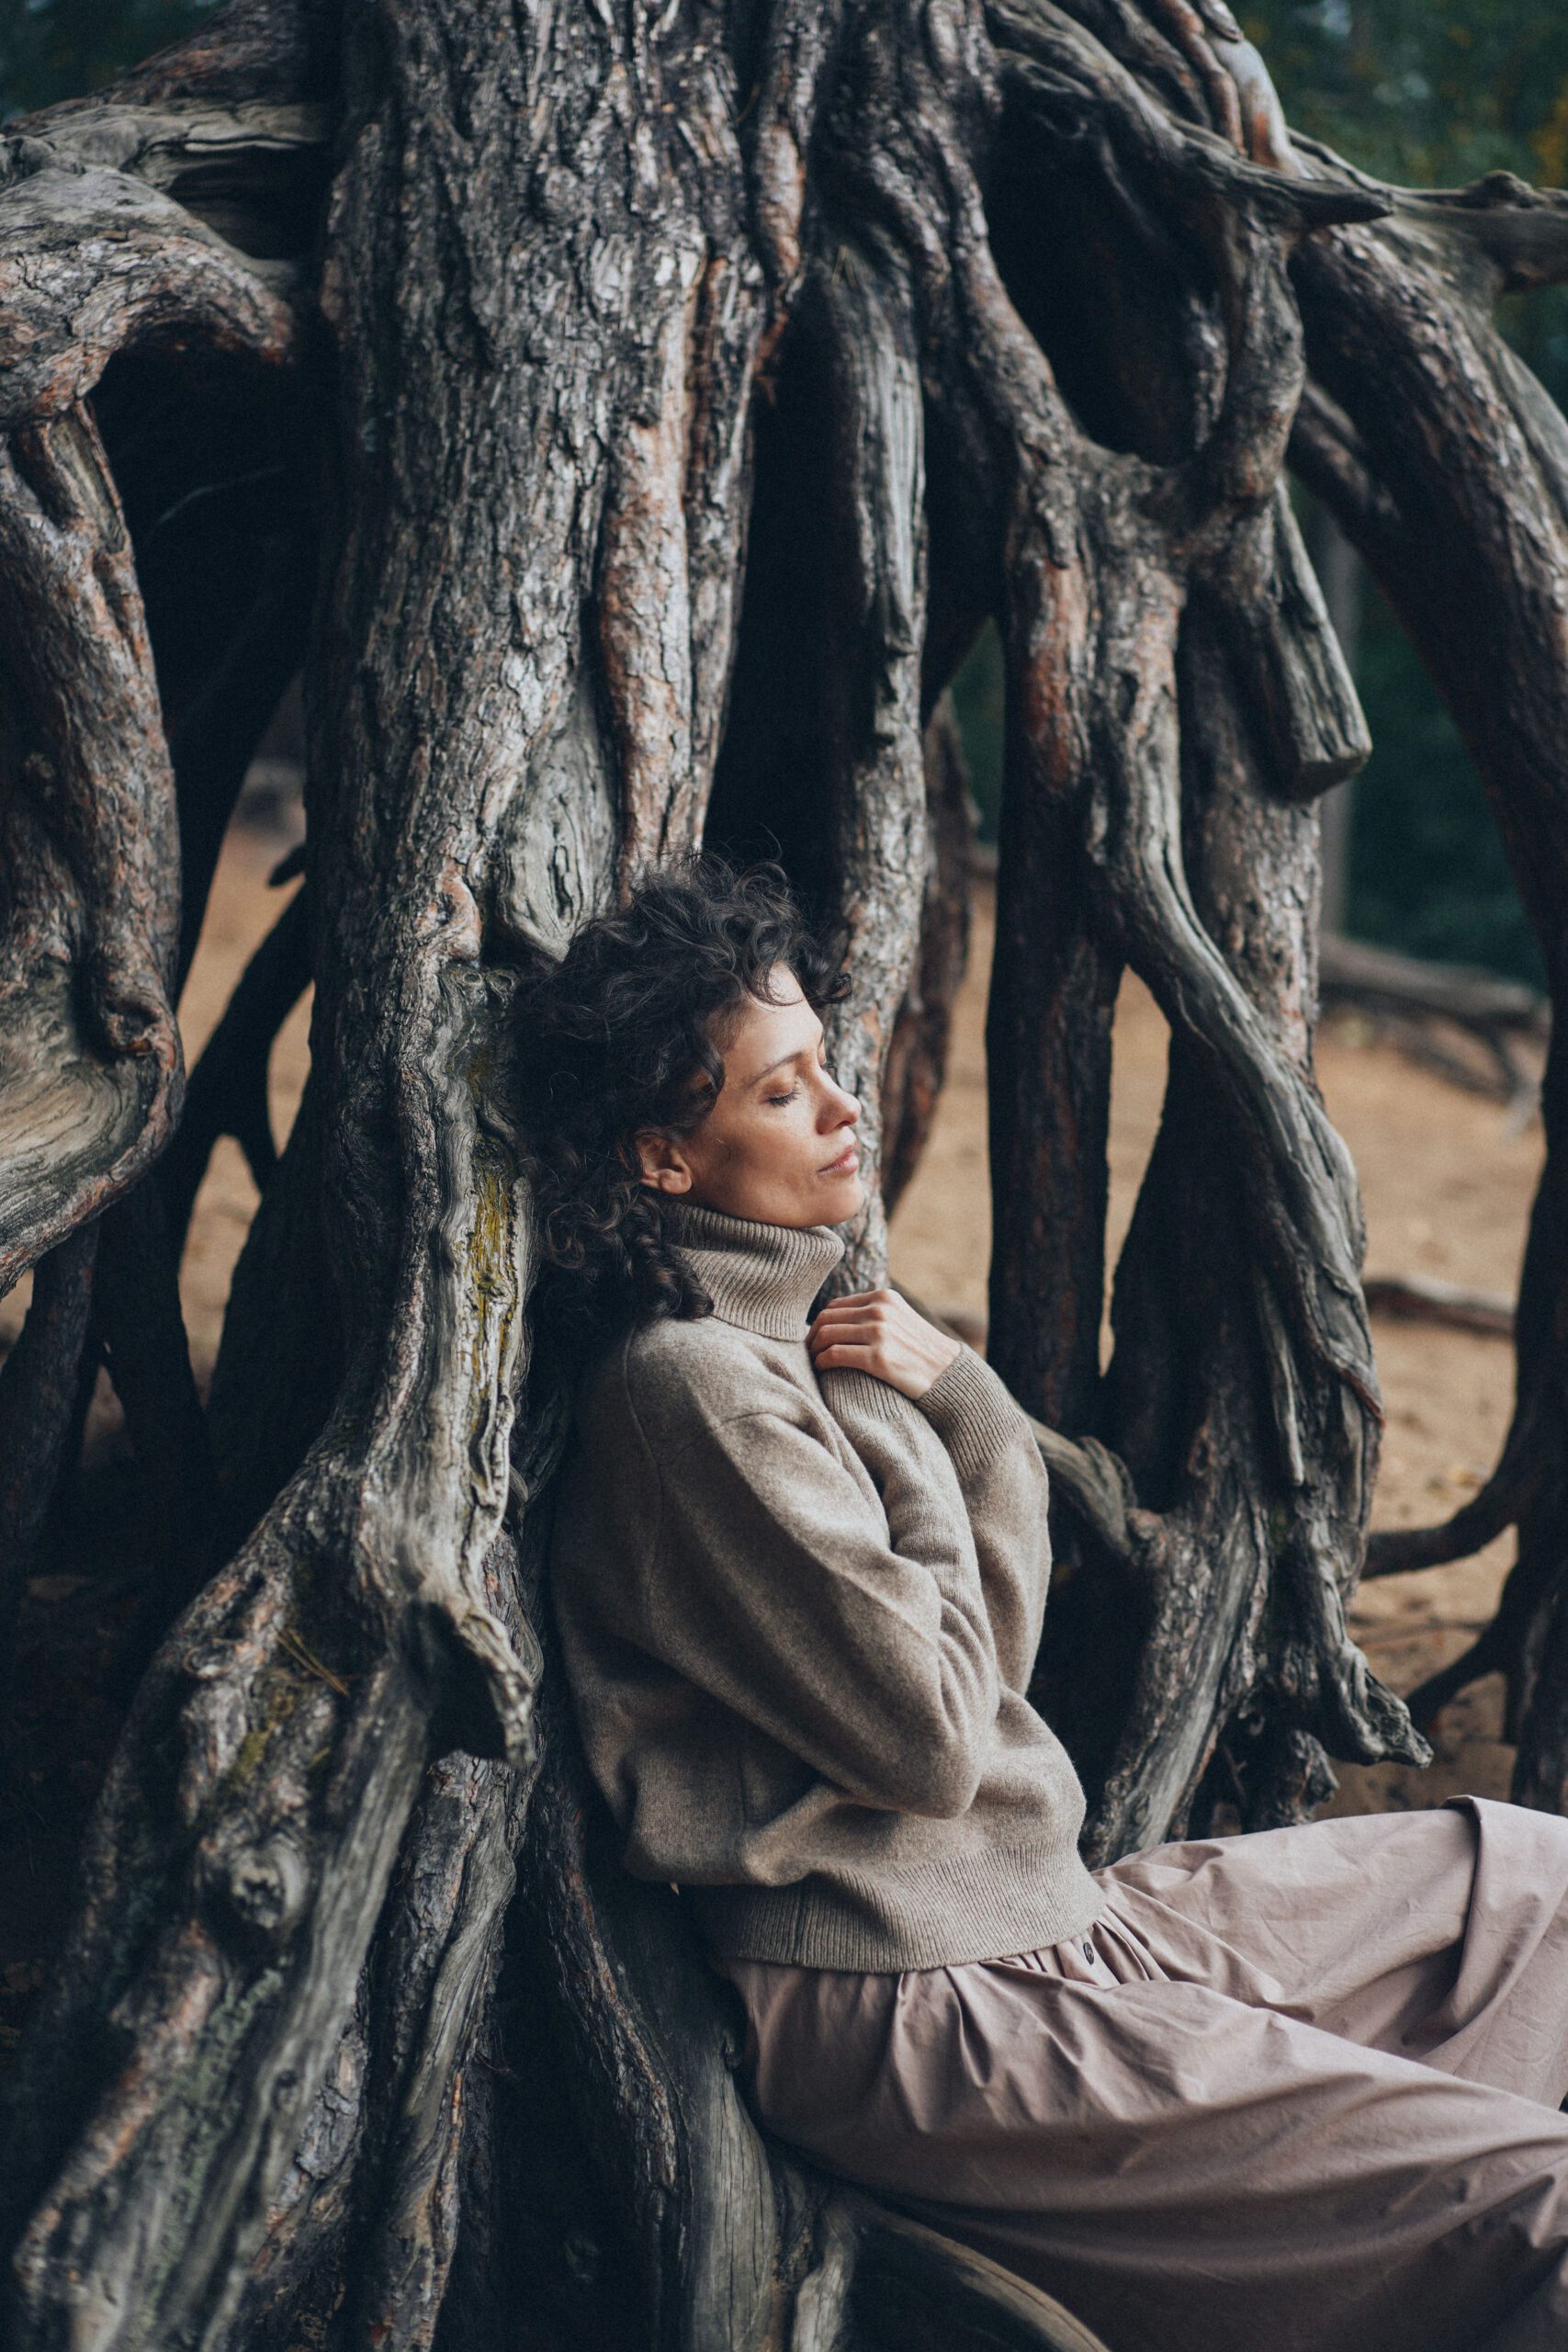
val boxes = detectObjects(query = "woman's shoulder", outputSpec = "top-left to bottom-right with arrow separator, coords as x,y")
578,1314 -> 810,1453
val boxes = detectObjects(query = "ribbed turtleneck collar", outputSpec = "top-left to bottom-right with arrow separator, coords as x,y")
663,1200 -> 846,1340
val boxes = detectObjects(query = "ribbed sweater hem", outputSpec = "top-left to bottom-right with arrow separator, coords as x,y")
689,1838 -> 1104,1972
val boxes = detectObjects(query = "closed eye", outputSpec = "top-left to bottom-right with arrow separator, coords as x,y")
759,1036 -> 829,1108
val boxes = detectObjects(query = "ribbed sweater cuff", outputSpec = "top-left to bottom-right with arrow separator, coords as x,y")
917,1347 -> 1028,1483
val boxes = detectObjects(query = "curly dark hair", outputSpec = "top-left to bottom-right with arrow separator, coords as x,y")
516,855 -> 849,1348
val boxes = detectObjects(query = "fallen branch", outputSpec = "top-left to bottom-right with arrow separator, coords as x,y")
1361,1272 -> 1515,1340
1320,933 -> 1546,1034
1320,933 -> 1545,1112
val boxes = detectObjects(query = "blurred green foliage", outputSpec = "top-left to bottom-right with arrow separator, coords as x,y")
950,625 -> 1006,845
1240,0 -> 1568,191
0,1 -> 220,118
1242,2 -> 1564,982
1348,573 -> 1546,981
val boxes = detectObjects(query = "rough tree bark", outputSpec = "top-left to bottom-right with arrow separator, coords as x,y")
0,1 -> 1563,2346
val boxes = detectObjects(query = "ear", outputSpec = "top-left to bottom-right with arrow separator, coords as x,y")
635,1130 -> 693,1194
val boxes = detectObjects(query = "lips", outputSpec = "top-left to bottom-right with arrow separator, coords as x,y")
820,1144 -> 859,1175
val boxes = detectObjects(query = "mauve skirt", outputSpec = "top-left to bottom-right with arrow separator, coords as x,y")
715,1798 -> 1568,2352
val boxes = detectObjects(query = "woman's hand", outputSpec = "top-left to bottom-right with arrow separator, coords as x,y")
807,1288 -> 963,1401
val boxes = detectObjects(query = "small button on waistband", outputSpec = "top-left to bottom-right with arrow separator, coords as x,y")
1082,1940 -> 1095,1963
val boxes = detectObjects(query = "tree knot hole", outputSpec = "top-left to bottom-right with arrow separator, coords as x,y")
419,857 -> 482,961
183,1640 -> 245,1682
85,951 -> 175,1063
209,1834 -> 309,1950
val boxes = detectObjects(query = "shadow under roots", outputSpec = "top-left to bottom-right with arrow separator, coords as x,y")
0,1394 -> 141,2075
982,88 -> 1218,464
705,276 -> 851,925
92,344 -> 311,742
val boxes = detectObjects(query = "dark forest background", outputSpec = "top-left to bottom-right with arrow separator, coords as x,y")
6,0 -> 1568,982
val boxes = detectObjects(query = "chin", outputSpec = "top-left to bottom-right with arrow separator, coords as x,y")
822,1170 -> 866,1221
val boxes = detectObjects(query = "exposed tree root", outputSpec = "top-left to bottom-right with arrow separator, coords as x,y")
1283,120 -> 1568,1798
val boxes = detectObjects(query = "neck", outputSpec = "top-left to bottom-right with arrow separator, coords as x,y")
663,1198 -> 845,1340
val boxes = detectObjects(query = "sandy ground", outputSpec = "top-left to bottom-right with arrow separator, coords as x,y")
889,888 -> 1540,1817
3,805 -> 1539,1835
168,775 -> 311,1381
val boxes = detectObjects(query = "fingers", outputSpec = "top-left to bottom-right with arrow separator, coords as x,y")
812,1289 -> 898,1318
808,1341 -> 880,1370
809,1290 -> 903,1332
807,1290 -> 951,1403
807,1311 -> 886,1344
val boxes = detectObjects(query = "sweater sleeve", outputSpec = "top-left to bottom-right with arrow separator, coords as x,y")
637,1389 -> 1001,1821
911,1346 -> 1054,1692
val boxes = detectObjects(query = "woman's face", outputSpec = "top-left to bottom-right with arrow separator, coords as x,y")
637,968 -> 865,1227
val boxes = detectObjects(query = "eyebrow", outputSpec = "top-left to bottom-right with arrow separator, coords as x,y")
746,1032 -> 823,1089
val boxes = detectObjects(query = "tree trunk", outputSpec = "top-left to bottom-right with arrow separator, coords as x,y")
0,1 -> 1564,2344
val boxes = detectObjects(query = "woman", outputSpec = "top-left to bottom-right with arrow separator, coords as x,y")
529,858 -> 1568,2352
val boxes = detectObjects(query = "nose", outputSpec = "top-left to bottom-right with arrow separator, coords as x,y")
824,1077 -> 859,1126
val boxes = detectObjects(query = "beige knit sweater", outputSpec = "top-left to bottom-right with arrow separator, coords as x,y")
548,1201 -> 1102,1971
